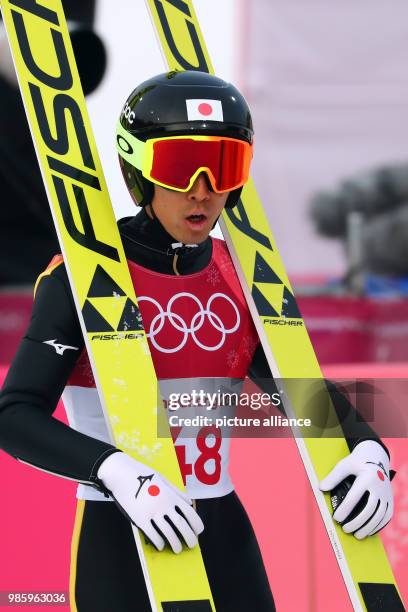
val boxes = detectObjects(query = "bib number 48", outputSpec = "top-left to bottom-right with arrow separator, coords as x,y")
175,425 -> 222,486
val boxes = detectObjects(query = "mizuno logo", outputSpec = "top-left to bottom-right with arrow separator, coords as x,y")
135,474 -> 155,499
366,460 -> 389,479
43,339 -> 79,356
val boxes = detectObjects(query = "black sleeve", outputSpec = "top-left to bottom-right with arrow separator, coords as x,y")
0,263 -> 118,489
247,343 -> 390,459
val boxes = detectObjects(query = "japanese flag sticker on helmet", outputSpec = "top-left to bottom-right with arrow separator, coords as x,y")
186,99 -> 224,122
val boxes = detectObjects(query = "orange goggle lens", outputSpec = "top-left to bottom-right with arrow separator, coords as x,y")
149,137 -> 252,193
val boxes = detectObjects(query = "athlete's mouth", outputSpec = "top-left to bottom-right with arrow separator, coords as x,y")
185,214 -> 207,225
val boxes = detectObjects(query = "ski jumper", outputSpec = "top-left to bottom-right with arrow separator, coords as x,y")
0,209 -> 385,611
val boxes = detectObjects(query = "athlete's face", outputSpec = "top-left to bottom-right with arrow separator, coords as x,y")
150,172 -> 230,244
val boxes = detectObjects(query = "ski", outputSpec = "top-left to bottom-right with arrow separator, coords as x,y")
144,1 -> 405,610
0,1 -> 214,610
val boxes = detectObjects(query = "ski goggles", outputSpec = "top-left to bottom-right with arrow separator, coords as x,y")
116,122 -> 253,193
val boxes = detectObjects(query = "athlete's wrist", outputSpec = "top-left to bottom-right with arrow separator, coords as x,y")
351,437 -> 390,461
351,439 -> 389,462
90,448 -> 123,497
96,449 -> 128,487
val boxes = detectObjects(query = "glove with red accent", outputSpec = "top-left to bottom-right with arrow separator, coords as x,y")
97,451 -> 204,553
319,440 -> 395,540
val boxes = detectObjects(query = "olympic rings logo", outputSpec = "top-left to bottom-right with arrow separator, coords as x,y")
137,292 -> 240,353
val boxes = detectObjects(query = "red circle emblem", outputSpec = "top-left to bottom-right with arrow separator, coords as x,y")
198,102 -> 213,116
377,470 -> 385,481
148,485 -> 160,496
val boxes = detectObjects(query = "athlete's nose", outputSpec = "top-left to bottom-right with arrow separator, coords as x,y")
187,172 -> 212,201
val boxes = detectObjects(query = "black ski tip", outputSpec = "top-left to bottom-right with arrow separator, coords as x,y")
359,582 -> 405,611
162,601 -> 213,611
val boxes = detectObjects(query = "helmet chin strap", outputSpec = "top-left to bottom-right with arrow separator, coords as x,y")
145,201 -> 157,220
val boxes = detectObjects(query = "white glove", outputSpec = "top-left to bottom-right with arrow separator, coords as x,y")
97,451 -> 204,553
319,440 -> 394,540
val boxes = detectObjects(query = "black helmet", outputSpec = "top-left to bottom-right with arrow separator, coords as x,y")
116,70 -> 254,208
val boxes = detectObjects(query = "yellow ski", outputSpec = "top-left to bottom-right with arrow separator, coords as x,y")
0,1 -> 214,610
144,1 -> 405,610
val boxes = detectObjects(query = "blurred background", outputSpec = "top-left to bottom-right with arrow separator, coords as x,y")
1,1 -> 408,611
